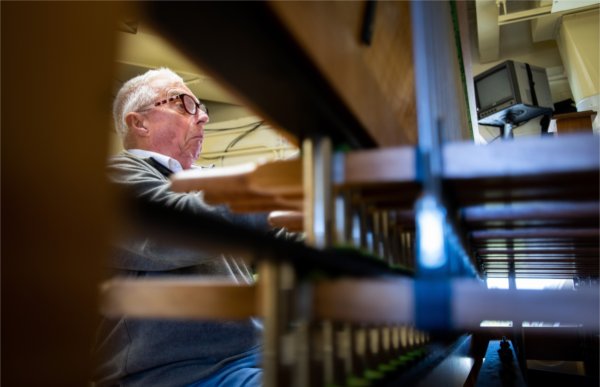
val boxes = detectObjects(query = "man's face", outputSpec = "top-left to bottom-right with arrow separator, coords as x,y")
143,82 -> 209,169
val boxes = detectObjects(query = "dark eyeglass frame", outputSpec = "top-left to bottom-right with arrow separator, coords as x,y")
149,93 -> 209,116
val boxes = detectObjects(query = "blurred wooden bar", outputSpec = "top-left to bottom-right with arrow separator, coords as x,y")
444,134 -> 599,204
100,279 -> 257,320
171,159 -> 303,212
99,277 -> 599,331
268,211 -> 304,232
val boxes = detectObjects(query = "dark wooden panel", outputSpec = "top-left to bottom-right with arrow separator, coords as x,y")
2,2 -> 124,385
268,1 -> 418,146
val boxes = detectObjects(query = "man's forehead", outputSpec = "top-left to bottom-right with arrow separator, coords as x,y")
167,86 -> 194,96
150,78 -> 191,94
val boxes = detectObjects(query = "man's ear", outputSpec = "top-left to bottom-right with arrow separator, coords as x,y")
125,112 -> 149,137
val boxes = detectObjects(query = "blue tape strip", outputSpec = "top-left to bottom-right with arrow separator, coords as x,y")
415,280 -> 452,331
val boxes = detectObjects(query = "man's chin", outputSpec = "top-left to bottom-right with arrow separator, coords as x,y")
190,141 -> 203,157
194,148 -> 202,160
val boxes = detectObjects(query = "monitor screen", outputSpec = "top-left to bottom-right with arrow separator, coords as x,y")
476,67 -> 513,111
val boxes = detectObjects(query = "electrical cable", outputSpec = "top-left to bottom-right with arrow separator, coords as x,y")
199,121 -> 264,164
223,121 -> 263,153
488,134 -> 502,144
204,120 -> 264,132
198,145 -> 274,161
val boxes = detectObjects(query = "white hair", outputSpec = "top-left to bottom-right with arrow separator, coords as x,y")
113,67 -> 185,139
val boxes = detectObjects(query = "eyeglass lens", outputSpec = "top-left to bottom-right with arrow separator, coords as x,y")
181,94 -> 208,116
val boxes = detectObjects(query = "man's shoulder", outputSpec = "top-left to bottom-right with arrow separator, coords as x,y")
109,150 -> 136,161
109,151 -> 147,167
107,151 -> 158,178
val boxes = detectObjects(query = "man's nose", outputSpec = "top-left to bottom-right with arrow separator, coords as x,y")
196,110 -> 209,124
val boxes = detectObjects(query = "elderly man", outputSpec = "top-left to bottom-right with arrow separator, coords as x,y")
93,68 -> 269,387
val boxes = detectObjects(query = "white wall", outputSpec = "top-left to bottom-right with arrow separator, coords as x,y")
556,9 -> 600,132
470,9 -> 576,143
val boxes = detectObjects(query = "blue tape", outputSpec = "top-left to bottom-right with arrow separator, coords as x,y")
415,280 -> 452,331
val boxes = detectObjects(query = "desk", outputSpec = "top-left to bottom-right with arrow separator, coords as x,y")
553,110 -> 596,134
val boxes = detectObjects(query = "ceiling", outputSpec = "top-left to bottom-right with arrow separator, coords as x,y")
114,23 -> 241,106
469,0 -> 598,69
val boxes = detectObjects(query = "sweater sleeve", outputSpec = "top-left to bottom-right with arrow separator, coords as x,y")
107,153 -> 270,271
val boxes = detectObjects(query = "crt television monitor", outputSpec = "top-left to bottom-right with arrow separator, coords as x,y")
474,60 -> 553,127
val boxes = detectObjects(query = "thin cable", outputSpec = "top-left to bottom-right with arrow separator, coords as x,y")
198,121 -> 264,165
198,145 -> 275,161
488,134 -> 502,144
223,122 -> 263,153
204,121 -> 264,132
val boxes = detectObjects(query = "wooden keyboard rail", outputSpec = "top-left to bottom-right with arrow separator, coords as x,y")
100,278 -> 600,330
100,279 -> 257,320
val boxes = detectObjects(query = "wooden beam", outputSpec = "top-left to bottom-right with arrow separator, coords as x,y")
100,279 -> 258,320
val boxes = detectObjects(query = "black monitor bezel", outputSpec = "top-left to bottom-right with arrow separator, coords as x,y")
474,61 -> 519,117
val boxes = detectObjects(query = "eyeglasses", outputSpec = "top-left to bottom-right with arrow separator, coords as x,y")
146,93 -> 209,116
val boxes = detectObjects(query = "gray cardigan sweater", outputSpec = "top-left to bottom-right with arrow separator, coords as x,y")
92,152 -> 269,387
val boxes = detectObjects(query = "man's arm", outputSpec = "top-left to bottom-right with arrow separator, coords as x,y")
108,153 -> 270,228
107,153 -> 270,271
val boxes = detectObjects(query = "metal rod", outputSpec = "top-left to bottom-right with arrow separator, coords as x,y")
258,260 -> 282,387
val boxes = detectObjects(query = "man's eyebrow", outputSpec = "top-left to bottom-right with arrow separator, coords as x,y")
165,86 -> 186,94
167,89 -> 198,100
166,89 -> 185,96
